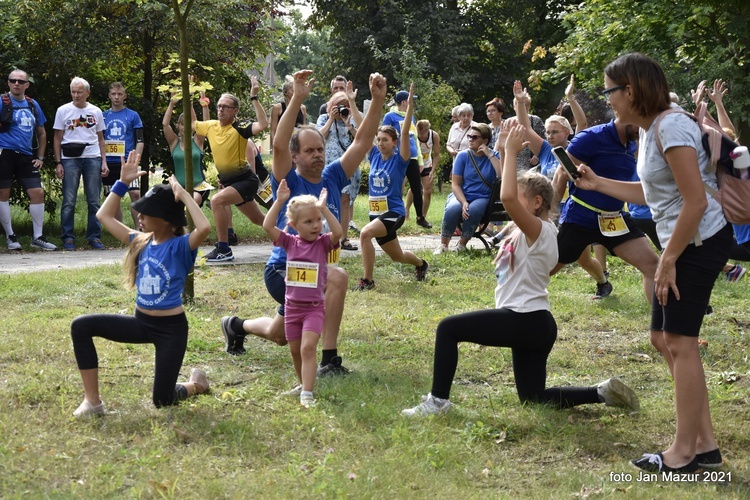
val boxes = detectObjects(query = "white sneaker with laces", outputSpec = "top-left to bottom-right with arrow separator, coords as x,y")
31,235 -> 57,251
597,378 -> 639,411
433,244 -> 449,255
300,393 -> 316,407
73,399 -> 106,418
401,393 -> 453,417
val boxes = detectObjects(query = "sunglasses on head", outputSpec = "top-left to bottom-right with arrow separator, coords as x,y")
8,79 -> 28,85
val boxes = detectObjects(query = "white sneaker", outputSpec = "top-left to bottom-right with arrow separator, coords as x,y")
433,244 -> 449,255
73,399 -> 106,418
31,235 -> 57,251
282,384 -> 303,396
189,368 -> 209,394
597,378 -> 639,411
401,393 -> 453,417
6,234 -> 21,250
456,243 -> 467,252
300,393 -> 316,407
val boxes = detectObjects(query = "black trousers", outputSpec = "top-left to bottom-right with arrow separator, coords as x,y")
431,308 -> 600,408
71,310 -> 189,407
406,158 -> 424,218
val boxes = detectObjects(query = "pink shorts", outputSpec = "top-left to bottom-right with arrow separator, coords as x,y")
284,301 -> 325,341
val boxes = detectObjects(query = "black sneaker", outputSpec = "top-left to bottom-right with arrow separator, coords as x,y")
631,452 -> 699,474
415,259 -> 429,282
696,448 -> 723,468
354,278 -> 375,291
205,245 -> 234,262
317,356 -> 350,377
593,280 -> 613,300
228,232 -> 239,246
416,217 -> 432,229
220,316 -> 246,355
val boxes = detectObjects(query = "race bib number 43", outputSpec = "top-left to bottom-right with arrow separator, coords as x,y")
286,261 -> 319,288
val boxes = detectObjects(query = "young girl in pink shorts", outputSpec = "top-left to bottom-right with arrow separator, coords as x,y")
263,179 -> 342,406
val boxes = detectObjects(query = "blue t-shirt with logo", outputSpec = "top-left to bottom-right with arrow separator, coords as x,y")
103,107 -> 143,163
0,96 -> 46,155
368,145 -> 408,216
134,234 -> 197,310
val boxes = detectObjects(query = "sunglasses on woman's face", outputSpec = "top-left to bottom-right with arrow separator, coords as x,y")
467,134 -> 481,140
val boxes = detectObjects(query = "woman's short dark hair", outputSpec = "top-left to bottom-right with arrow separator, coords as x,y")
471,123 -> 492,142
485,97 -> 506,115
604,53 -> 671,118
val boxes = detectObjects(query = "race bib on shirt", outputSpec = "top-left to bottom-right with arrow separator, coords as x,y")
104,140 -> 126,156
598,212 -> 629,237
369,195 -> 388,215
286,261 -> 319,288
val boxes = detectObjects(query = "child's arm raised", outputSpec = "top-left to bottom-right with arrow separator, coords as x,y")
169,175 -> 210,250
97,151 -> 146,245
501,125 -> 542,244
262,178 -> 291,243
316,188 -> 343,244
400,83 -> 415,162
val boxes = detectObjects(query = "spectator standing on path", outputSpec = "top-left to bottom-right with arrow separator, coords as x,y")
53,76 -> 109,251
102,82 -> 144,227
405,120 -> 440,224
0,69 -> 57,251
316,82 -> 363,251
220,69 -> 387,377
193,76 -> 268,262
382,90 -> 431,228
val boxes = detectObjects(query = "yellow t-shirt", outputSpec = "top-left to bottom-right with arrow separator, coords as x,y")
194,120 -> 252,178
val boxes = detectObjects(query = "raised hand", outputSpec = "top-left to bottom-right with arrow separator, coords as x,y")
513,80 -> 530,104
565,74 -> 576,100
250,76 -> 260,97
504,125 -> 528,156
276,178 -> 291,202
691,80 -> 707,107
168,174 -> 188,202
369,73 -> 387,100
119,151 -> 145,184
292,70 -> 315,100
316,187 -> 328,209
706,79 -> 728,104
345,81 -> 358,101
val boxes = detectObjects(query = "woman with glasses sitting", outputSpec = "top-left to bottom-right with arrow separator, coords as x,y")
434,123 -> 501,254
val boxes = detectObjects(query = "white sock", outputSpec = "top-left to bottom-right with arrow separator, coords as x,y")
0,201 -> 13,236
300,391 -> 313,400
29,203 -> 44,239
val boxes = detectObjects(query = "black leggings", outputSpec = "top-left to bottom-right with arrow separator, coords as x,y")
406,158 -> 424,218
71,310 -> 189,408
431,309 -> 600,408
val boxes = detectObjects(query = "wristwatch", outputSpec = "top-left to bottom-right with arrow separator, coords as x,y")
37,156 -> 44,161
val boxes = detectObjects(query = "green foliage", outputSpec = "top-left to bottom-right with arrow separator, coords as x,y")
539,0 -> 750,138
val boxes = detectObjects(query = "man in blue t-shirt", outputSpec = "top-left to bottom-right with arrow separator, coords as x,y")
552,118 -> 659,303
219,69 -> 388,380
103,82 -> 144,226
0,69 -> 57,250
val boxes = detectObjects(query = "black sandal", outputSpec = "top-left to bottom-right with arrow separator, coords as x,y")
341,239 -> 358,251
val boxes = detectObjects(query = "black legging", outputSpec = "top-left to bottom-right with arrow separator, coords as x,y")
431,308 -> 600,408
71,310 -> 189,407
406,158 -> 424,218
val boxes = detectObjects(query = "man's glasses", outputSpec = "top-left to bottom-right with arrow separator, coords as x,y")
8,79 -> 28,85
601,85 -> 625,100
216,104 -> 237,110
467,134 -> 482,140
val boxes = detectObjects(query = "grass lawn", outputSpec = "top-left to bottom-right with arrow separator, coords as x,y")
1,186 -> 749,498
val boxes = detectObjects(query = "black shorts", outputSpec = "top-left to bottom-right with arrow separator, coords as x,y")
369,210 -> 405,246
0,149 -> 41,190
103,162 -> 140,190
650,224 -> 731,337
420,166 -> 433,178
557,213 -> 645,264
219,170 -> 259,206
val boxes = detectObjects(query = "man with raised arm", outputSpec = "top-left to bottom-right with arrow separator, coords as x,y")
193,76 -> 268,262
220,69 -> 387,378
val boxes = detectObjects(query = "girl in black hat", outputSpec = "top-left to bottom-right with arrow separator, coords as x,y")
70,152 -> 212,417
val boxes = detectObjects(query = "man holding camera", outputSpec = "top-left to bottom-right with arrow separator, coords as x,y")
316,85 -> 362,250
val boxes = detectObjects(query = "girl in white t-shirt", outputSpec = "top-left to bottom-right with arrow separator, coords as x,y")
402,125 -> 639,417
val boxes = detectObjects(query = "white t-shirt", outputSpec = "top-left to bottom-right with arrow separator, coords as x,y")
53,102 -> 106,158
494,220 -> 558,313
637,107 -> 725,249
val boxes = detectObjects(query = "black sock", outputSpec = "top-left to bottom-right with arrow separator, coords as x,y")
321,349 -> 337,366
231,317 -> 245,335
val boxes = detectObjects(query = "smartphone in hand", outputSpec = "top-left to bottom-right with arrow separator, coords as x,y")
552,146 -> 581,181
